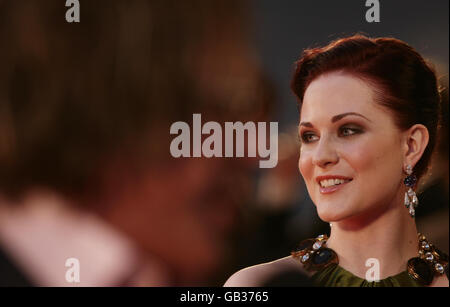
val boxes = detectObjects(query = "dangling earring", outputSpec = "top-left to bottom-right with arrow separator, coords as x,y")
403,165 -> 418,218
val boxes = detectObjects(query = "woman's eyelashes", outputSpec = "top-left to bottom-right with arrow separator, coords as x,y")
339,126 -> 363,136
299,126 -> 363,144
300,132 -> 319,143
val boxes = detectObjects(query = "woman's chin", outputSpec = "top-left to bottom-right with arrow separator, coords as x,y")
316,209 -> 340,224
315,205 -> 352,224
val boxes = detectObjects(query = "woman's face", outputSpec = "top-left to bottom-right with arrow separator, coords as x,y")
298,72 -> 406,224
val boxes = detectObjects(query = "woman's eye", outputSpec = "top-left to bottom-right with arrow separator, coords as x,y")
301,133 -> 318,143
340,127 -> 360,136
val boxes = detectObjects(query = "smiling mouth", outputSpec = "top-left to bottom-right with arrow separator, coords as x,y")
319,178 -> 352,188
319,179 -> 352,194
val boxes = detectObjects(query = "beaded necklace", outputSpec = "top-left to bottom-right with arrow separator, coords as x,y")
291,233 -> 448,286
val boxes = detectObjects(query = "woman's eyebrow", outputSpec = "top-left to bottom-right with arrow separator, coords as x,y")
299,122 -> 314,128
331,112 -> 372,123
299,112 -> 371,128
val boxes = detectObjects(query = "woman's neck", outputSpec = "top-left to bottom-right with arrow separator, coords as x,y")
325,192 -> 419,280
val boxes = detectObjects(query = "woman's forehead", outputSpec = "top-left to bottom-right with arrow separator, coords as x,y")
300,73 -> 379,122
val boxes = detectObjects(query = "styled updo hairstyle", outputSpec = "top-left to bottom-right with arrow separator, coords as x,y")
291,34 -> 442,184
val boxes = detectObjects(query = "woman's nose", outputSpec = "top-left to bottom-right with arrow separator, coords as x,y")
311,137 -> 339,168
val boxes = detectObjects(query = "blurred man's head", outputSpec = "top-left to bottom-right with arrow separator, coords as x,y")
0,0 -> 273,284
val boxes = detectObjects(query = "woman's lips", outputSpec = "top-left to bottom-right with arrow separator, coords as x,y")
319,180 -> 352,194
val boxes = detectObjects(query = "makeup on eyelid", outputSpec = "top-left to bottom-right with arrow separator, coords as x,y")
298,125 -> 364,144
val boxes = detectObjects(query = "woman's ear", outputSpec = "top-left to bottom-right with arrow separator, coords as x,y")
403,124 -> 429,168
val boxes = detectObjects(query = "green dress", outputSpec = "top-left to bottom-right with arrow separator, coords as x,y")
311,263 -> 422,287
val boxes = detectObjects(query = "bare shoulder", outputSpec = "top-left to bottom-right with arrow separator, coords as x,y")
430,274 -> 449,287
223,255 -> 308,287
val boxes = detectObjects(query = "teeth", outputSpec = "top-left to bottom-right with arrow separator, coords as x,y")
320,179 -> 350,188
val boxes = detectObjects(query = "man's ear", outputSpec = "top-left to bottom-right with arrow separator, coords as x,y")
402,124 -> 429,168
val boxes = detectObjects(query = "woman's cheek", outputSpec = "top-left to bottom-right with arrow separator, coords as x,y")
298,149 -> 313,179
340,138 -> 374,168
